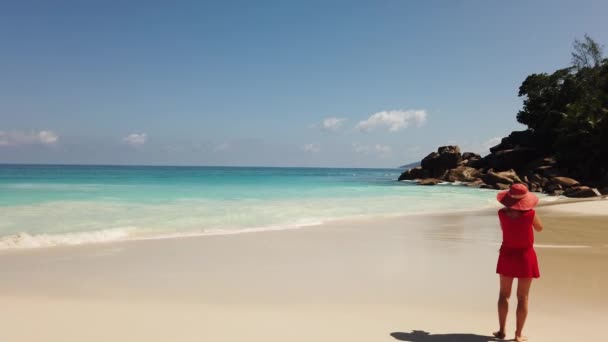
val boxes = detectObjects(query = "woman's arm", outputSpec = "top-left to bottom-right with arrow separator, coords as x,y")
533,213 -> 544,232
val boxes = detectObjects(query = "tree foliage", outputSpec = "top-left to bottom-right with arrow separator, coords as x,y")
516,36 -> 608,182
572,34 -> 604,69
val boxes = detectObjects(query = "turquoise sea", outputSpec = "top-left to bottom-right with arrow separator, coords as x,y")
0,165 -> 502,248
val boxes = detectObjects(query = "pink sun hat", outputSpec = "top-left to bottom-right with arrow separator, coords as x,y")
496,183 -> 539,211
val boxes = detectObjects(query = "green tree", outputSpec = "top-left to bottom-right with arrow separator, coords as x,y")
571,34 -> 604,69
516,36 -> 608,182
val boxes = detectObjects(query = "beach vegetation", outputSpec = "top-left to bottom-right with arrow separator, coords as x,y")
516,35 -> 607,182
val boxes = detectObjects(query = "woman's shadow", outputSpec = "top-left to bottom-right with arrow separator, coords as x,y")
391,330 -> 502,342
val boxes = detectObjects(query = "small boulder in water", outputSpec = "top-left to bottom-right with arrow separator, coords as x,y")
417,178 -> 443,186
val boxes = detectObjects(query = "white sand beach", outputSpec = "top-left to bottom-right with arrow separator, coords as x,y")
0,200 -> 606,342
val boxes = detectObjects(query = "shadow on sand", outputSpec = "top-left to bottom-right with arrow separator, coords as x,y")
391,330 -> 501,342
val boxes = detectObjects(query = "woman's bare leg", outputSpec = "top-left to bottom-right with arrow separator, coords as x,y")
515,277 -> 533,341
494,275 -> 513,339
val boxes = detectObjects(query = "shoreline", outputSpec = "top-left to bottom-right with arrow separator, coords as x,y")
0,200 -> 606,341
1,195 -> 606,252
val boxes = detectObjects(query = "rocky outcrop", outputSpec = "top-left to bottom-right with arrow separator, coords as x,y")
462,152 -> 481,161
398,130 -> 603,198
398,167 -> 429,181
563,186 -> 601,198
420,146 -> 462,178
482,170 -> 523,187
445,166 -> 481,182
489,130 -> 536,153
550,177 -> 580,188
481,148 -> 540,172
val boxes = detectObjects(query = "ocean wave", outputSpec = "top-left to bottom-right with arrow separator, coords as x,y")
0,227 -> 135,249
0,220 -> 326,249
136,219 -> 325,241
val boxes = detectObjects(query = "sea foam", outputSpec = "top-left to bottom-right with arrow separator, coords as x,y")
0,219 -> 328,249
0,228 -> 134,249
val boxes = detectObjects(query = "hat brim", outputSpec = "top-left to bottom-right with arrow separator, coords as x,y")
496,190 -> 539,211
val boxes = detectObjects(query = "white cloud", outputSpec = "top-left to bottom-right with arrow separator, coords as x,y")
321,117 -> 347,131
123,133 -> 147,146
352,143 -> 371,154
374,144 -> 392,154
38,131 -> 59,144
214,143 -> 231,151
302,143 -> 321,153
0,130 -> 59,146
356,110 -> 427,132
352,143 -> 392,156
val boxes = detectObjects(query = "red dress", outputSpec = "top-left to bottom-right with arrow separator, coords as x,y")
496,209 -> 540,278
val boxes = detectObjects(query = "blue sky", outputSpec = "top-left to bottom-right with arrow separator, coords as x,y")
1,0 -> 606,167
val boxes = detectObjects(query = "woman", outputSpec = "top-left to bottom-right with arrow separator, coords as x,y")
493,183 -> 543,342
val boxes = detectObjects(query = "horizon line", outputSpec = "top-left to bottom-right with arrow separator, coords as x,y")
0,162 -> 404,170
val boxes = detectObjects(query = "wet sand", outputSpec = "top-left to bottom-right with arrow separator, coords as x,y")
0,200 -> 606,341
